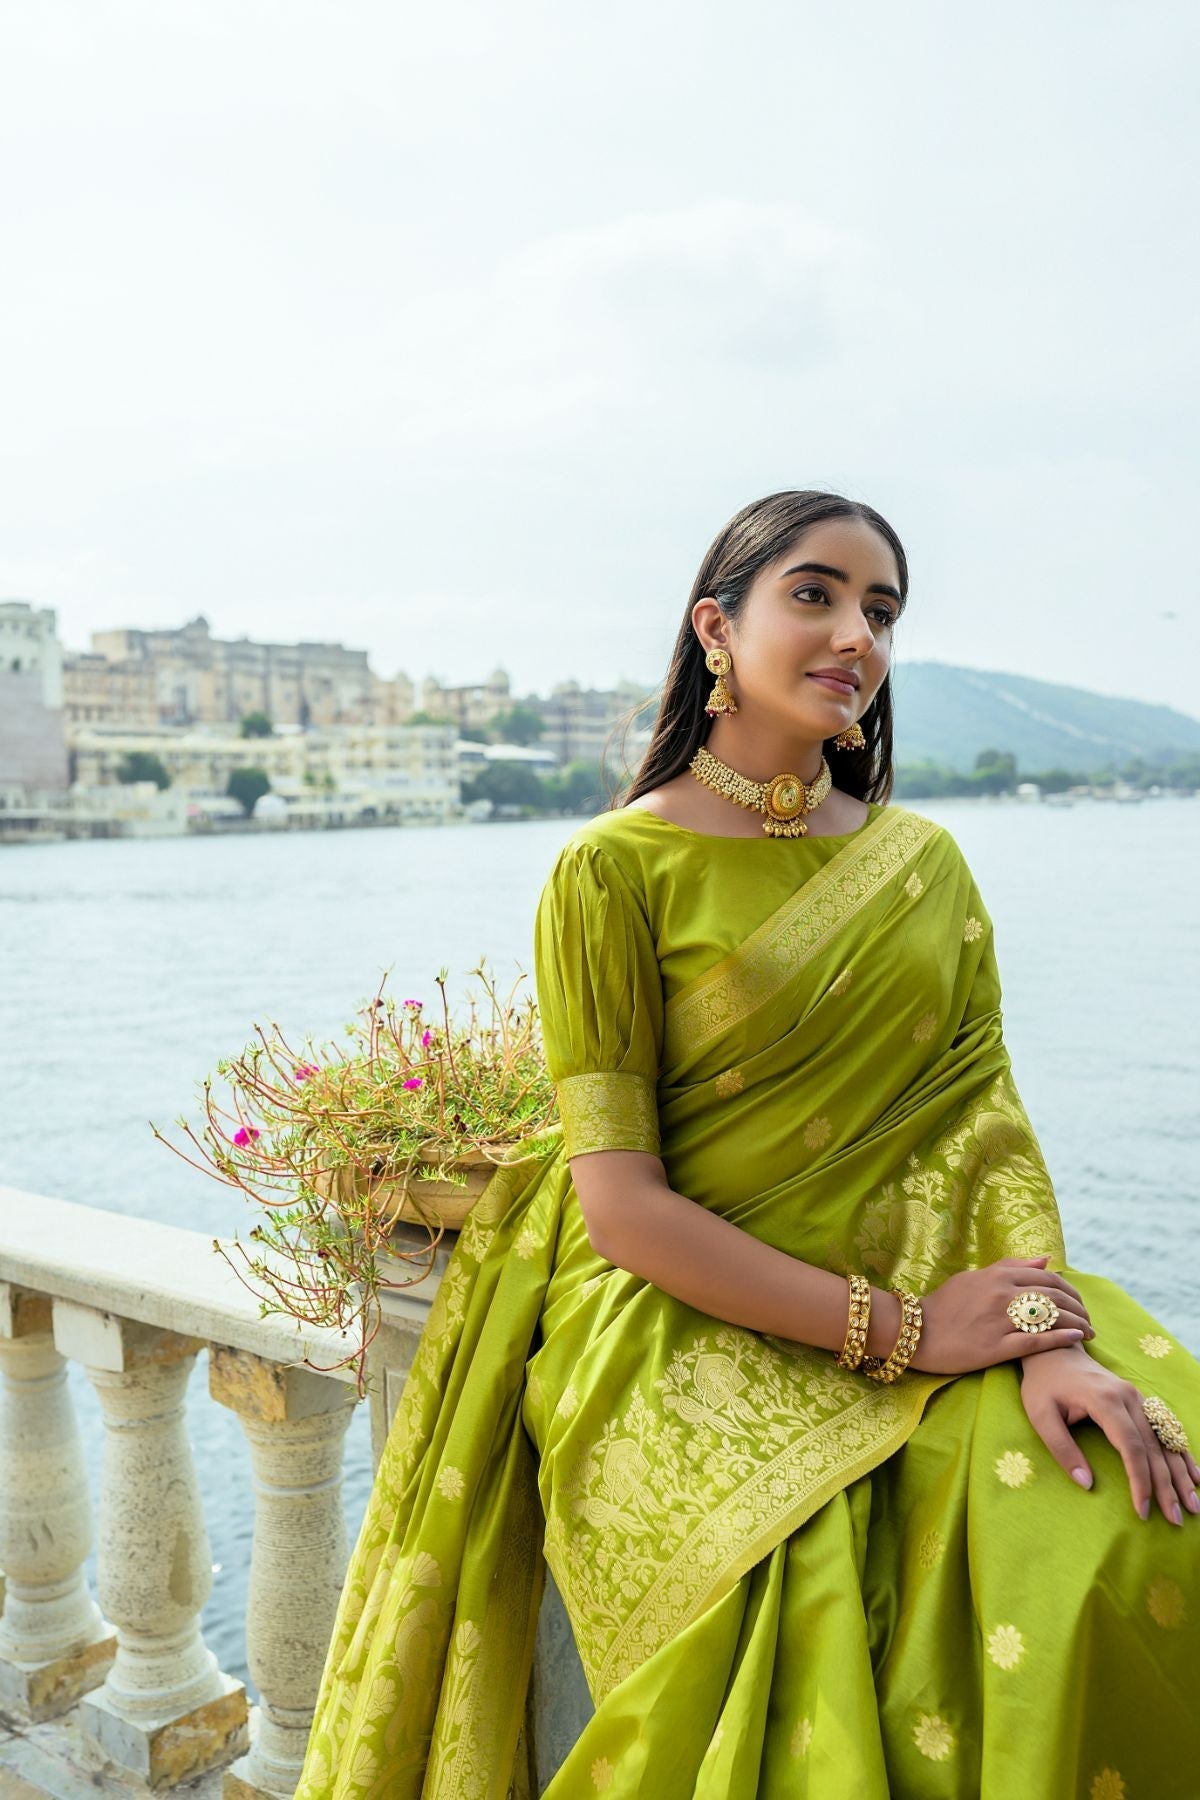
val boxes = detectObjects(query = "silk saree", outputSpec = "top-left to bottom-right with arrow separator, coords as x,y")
296,800 -> 1200,1799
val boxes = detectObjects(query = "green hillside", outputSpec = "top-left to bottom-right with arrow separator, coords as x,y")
890,662 -> 1200,775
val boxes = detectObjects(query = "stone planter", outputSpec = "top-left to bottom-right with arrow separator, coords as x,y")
309,1140 -> 514,1235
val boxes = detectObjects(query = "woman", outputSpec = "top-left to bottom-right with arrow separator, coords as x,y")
296,491 -> 1200,1799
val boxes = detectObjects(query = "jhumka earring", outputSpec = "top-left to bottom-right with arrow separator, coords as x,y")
704,647 -> 738,716
832,721 -> 866,751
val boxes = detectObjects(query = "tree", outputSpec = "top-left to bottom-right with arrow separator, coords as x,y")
488,704 -> 544,746
228,767 -> 271,816
542,759 -> 606,813
971,748 -> 1018,795
461,763 -> 546,812
240,711 -> 274,738
116,750 -> 171,789
409,709 -> 452,726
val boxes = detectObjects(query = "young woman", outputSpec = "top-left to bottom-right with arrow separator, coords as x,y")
297,491 -> 1199,1798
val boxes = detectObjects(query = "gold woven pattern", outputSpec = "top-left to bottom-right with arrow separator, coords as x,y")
664,809 -> 940,1057
555,1070 -> 661,1158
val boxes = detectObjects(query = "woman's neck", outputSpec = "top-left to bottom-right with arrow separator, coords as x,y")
703,719 -> 826,783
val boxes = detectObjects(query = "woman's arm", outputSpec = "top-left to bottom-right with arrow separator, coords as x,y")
570,1150 -> 1091,1369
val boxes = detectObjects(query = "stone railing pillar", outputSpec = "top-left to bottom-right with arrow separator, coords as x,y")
52,1301 -> 248,1788
208,1346 -> 357,1800
0,1282 -> 115,1719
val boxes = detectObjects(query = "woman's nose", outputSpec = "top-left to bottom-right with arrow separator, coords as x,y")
831,614 -> 874,654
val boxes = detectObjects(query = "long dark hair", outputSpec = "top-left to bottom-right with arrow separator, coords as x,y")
606,489 -> 908,809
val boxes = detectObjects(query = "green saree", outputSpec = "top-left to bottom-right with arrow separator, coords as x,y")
295,801 -> 1200,1799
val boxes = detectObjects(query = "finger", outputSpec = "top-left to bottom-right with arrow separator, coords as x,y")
1021,1392 -> 1093,1488
1099,1400 -> 1155,1519
999,1326 -> 1087,1362
1128,1399 -> 1184,1524
1167,1448 -> 1200,1518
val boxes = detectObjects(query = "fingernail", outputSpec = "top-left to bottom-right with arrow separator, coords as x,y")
1185,1490 -> 1200,1514
1172,1502 -> 1183,1525
1071,1468 -> 1092,1489
1138,1498 -> 1150,1520
1067,1330 -> 1084,1340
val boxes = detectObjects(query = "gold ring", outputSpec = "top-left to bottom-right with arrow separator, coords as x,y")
1007,1289 -> 1061,1334
1142,1395 -> 1191,1456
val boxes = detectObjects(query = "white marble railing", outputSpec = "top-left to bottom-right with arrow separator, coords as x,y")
0,1183 -> 447,1796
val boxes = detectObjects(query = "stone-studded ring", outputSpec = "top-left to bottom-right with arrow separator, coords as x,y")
1006,1289 -> 1061,1334
1142,1395 -> 1191,1456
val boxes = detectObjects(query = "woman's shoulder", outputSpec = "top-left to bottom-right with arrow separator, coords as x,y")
541,805 -> 670,896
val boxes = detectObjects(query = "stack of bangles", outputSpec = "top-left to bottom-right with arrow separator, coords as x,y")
836,1271 -> 923,1382
833,1272 -> 1193,1458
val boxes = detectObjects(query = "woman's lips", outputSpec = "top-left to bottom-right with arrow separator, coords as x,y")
806,674 -> 857,695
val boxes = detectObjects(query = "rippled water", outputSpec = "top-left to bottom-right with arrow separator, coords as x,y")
2,795 -> 1197,1692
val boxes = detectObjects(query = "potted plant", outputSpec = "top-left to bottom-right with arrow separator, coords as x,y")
152,962 -> 558,1395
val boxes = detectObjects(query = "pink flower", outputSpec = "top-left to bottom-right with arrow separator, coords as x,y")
421,1029 -> 434,1047
402,1076 -> 424,1091
403,998 -> 423,1010
294,1063 -> 319,1082
233,1126 -> 261,1147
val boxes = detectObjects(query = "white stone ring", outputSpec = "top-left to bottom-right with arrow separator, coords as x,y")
1007,1289 -> 1061,1333
1142,1395 -> 1191,1456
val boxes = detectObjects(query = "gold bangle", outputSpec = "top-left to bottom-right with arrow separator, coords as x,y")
861,1288 -> 924,1383
836,1272 -> 872,1370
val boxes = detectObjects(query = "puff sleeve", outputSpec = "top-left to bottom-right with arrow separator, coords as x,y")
533,839 -> 665,1159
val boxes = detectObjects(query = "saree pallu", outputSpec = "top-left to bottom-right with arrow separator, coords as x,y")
295,804 -> 1200,1799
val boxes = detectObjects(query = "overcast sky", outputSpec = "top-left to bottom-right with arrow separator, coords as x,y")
2,1 -> 1198,717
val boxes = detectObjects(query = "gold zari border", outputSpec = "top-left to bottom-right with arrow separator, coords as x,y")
556,1070 -> 661,1158
664,808 -> 941,1059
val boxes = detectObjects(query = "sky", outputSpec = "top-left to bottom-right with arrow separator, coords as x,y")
2,0 -> 1198,717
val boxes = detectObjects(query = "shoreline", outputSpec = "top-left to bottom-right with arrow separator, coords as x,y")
0,785 -> 1195,847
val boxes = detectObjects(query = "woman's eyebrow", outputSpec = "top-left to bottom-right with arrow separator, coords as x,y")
780,561 -> 904,607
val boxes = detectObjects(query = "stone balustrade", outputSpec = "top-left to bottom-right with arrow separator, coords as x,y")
0,1183 -> 445,1796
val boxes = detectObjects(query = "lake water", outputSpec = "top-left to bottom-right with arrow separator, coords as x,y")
2,794 -> 1198,1695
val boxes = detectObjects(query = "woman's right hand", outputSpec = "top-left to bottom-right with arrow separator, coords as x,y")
911,1255 -> 1095,1375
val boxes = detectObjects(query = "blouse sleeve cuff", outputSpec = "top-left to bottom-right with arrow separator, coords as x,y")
556,1071 -> 661,1158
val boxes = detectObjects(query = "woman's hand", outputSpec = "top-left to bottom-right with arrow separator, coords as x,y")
911,1254 -> 1094,1375
1019,1345 -> 1200,1523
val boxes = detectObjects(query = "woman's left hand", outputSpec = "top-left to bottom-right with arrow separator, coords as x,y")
1019,1346 -> 1200,1524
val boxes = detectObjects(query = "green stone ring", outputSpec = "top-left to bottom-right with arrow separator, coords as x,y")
1006,1289 -> 1061,1333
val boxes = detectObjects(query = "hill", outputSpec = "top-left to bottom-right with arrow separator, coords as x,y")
889,662 -> 1200,775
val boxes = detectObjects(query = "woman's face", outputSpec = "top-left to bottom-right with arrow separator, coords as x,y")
702,515 -> 903,740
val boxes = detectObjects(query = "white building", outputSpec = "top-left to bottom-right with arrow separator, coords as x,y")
69,721 -> 461,826
0,600 -> 69,797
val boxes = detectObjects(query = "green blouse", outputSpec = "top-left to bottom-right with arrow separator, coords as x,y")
533,800 -> 886,1159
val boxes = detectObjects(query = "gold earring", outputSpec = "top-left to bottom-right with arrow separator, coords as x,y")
704,647 -> 738,717
832,721 -> 866,751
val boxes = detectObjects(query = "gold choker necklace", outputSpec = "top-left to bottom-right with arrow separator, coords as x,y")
688,744 -> 833,837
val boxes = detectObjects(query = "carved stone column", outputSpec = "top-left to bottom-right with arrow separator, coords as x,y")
53,1301 -> 248,1788
0,1283 -> 115,1718
208,1346 -> 357,1800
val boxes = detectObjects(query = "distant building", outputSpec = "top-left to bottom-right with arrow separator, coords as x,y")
70,720 -> 460,824
0,600 -> 69,796
63,650 -> 158,728
86,614 -> 415,730
420,668 -> 513,732
533,678 -> 658,772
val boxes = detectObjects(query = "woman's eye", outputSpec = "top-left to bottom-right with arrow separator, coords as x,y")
794,586 -> 896,629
